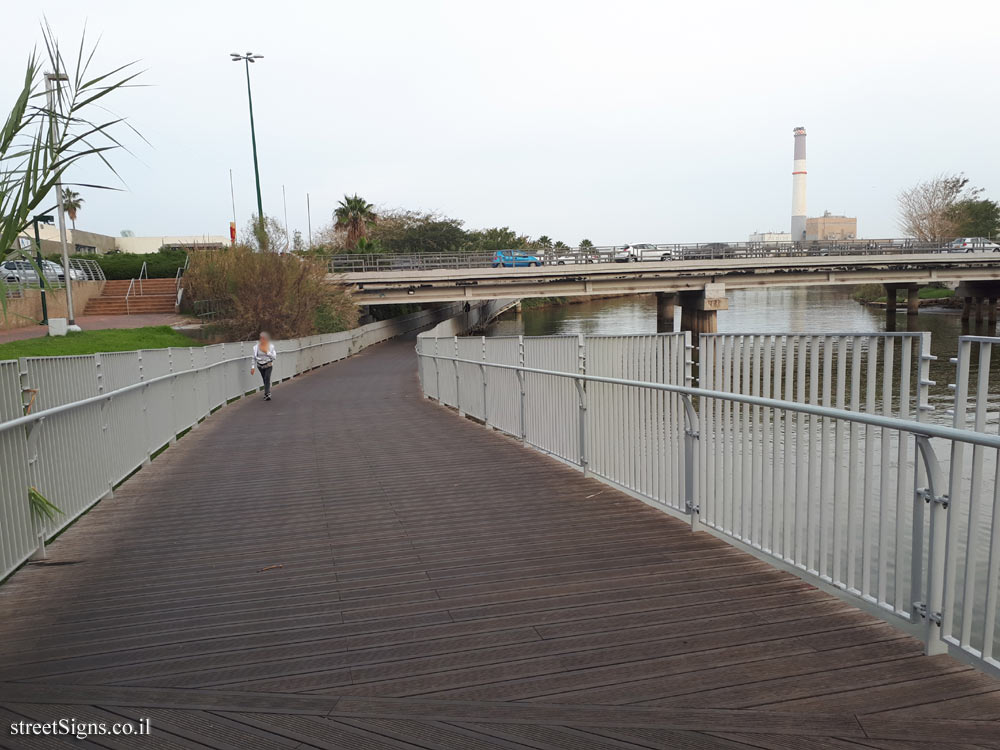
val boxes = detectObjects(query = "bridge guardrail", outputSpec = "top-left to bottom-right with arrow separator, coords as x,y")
417,331 -> 1000,679
327,238 -> 982,272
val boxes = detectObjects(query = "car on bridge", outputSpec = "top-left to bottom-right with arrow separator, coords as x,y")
946,237 -> 1000,252
631,243 -> 681,261
554,251 -> 600,264
492,250 -> 544,267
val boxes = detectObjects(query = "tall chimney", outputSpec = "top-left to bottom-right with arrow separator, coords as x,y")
791,126 -> 807,242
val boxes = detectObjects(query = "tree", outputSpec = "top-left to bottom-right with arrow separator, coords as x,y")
535,235 -> 553,249
368,209 -> 467,254
241,214 -> 287,252
948,198 -> 1000,239
553,240 -> 568,250
897,173 -> 980,240
61,188 -> 83,230
334,194 -> 377,250
1,24 -> 140,319
580,239 -> 595,250
464,227 -> 530,253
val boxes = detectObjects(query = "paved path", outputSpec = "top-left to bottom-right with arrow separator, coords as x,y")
1,338 -> 999,749
0,313 -> 188,344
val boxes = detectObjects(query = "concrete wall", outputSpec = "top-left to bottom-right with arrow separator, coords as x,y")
420,299 -> 518,338
1,282 -> 105,331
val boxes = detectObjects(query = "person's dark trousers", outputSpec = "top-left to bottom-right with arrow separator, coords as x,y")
259,364 -> 272,395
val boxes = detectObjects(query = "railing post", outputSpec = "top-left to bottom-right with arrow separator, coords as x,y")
576,333 -> 588,475
517,335 -> 526,443
681,393 -> 701,531
574,377 -> 588,476
433,339 -> 441,401
454,335 -> 463,416
480,335 -> 488,427
915,435 -> 949,656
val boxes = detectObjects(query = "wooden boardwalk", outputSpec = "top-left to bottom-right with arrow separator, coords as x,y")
1,338 -> 999,749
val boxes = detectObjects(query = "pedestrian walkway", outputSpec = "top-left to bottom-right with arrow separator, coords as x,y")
1,337 -> 998,749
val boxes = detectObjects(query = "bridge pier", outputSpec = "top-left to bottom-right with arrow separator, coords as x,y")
883,283 -> 921,316
677,285 -> 728,337
655,292 -> 676,333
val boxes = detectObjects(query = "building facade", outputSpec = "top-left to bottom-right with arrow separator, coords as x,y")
749,231 -> 792,243
12,226 -> 226,256
806,213 -> 857,242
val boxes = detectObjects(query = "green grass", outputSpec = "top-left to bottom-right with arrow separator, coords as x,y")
0,326 -> 204,359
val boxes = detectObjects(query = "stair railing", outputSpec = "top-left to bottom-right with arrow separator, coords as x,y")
124,277 -> 136,315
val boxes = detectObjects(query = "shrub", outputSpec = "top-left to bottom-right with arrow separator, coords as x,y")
51,248 -> 189,279
183,246 -> 358,339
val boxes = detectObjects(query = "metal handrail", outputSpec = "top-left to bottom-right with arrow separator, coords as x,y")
417,336 -> 1000,677
322,237 -> 998,272
137,260 -> 148,296
416,352 -> 1000,451
123,277 -> 136,315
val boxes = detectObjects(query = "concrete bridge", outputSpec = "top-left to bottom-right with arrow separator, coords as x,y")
2,320 -> 1000,748
339,252 -> 1000,334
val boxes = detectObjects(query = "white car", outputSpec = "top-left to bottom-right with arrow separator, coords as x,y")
630,243 -> 680,262
607,246 -> 638,262
1,259 -> 85,283
554,252 -> 600,265
947,237 -> 1000,252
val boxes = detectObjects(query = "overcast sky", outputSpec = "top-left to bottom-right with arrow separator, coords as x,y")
4,0 -> 998,245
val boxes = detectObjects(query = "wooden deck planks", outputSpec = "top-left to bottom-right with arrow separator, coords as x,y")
0,337 -> 998,748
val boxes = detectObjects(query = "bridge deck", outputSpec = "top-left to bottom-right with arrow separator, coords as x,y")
1,338 -> 999,749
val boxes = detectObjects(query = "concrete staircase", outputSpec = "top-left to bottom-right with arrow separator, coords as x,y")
83,278 -> 178,316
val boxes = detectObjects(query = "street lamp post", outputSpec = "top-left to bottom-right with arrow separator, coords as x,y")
46,71 -> 76,327
32,214 -> 55,326
230,52 -> 265,241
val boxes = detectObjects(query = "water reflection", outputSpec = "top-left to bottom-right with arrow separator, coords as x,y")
484,287 -> 1000,426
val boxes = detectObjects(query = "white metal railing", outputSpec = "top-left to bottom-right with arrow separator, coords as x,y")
0,302 -> 482,583
417,332 -> 1000,679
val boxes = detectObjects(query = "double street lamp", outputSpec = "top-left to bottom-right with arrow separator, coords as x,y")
230,52 -> 265,234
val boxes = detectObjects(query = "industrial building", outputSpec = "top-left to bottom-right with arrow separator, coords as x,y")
806,212 -> 857,241
749,231 -> 791,243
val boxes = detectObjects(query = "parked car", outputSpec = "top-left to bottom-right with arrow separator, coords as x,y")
492,250 -> 543,267
946,237 -> 1000,252
2,259 -> 85,283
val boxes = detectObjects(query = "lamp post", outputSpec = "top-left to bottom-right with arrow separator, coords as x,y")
32,214 -> 54,325
230,52 -> 265,241
46,71 -> 76,327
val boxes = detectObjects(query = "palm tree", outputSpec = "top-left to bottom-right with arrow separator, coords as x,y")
334,195 -> 376,251
62,188 -> 83,230
535,235 -> 553,249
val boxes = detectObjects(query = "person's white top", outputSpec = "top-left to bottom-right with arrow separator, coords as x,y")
252,342 -> 277,369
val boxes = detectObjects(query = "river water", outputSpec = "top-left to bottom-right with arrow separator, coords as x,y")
483,286 -> 1000,425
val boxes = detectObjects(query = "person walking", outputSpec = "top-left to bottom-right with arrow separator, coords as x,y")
251,332 -> 277,401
